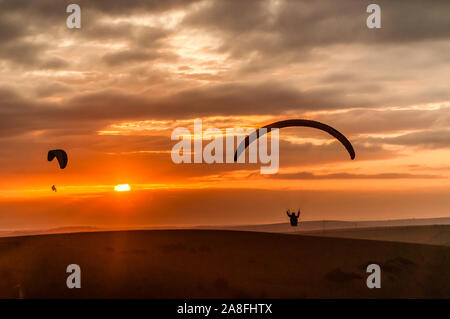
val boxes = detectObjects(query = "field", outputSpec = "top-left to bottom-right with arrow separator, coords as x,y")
0,229 -> 449,298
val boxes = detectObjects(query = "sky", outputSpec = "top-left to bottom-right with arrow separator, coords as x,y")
0,0 -> 449,229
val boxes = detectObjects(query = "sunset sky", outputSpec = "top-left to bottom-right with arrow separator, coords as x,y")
0,0 -> 449,229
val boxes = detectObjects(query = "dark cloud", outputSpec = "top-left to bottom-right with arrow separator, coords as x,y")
158,82 -> 355,116
34,82 -> 73,98
315,107 -> 450,135
102,50 -> 159,66
0,41 -> 47,67
1,77 -> 448,164
0,82 -> 357,138
0,0 -> 196,68
185,0 -> 450,58
275,139 -> 396,167
0,15 -> 27,43
259,171 -> 442,180
40,57 -> 70,69
0,0 -> 201,17
363,130 -> 450,149
0,87 -> 37,137
2,0 -> 449,73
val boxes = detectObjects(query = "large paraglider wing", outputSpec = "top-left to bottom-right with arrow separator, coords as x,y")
47,149 -> 68,169
234,119 -> 355,162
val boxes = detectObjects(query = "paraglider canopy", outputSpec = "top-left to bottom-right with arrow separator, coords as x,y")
234,119 -> 355,162
48,149 -> 68,169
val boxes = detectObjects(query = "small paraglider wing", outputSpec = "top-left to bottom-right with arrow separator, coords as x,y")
47,149 -> 68,169
234,119 -> 355,161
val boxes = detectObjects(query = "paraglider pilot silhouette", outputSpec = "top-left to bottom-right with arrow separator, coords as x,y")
286,209 -> 300,227
48,149 -> 68,192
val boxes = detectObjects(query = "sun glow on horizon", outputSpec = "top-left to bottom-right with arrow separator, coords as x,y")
114,184 -> 131,192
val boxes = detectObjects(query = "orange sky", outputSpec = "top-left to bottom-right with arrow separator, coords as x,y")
0,0 -> 449,229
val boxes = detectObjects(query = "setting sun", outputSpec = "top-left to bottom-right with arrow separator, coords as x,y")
114,184 -> 131,192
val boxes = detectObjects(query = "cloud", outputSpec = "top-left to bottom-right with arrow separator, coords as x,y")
1,0 -> 200,17
259,171 -> 443,180
102,50 -> 160,66
0,40 -> 47,67
0,0 -> 449,196
0,0 -> 195,68
185,0 -> 450,57
0,82 -> 355,138
313,106 -> 450,135
363,130 -> 450,149
34,82 -> 73,98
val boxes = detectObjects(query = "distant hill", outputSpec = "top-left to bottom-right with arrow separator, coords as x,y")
199,217 -> 450,233
1,217 -> 449,238
0,226 -> 101,238
304,225 -> 450,246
